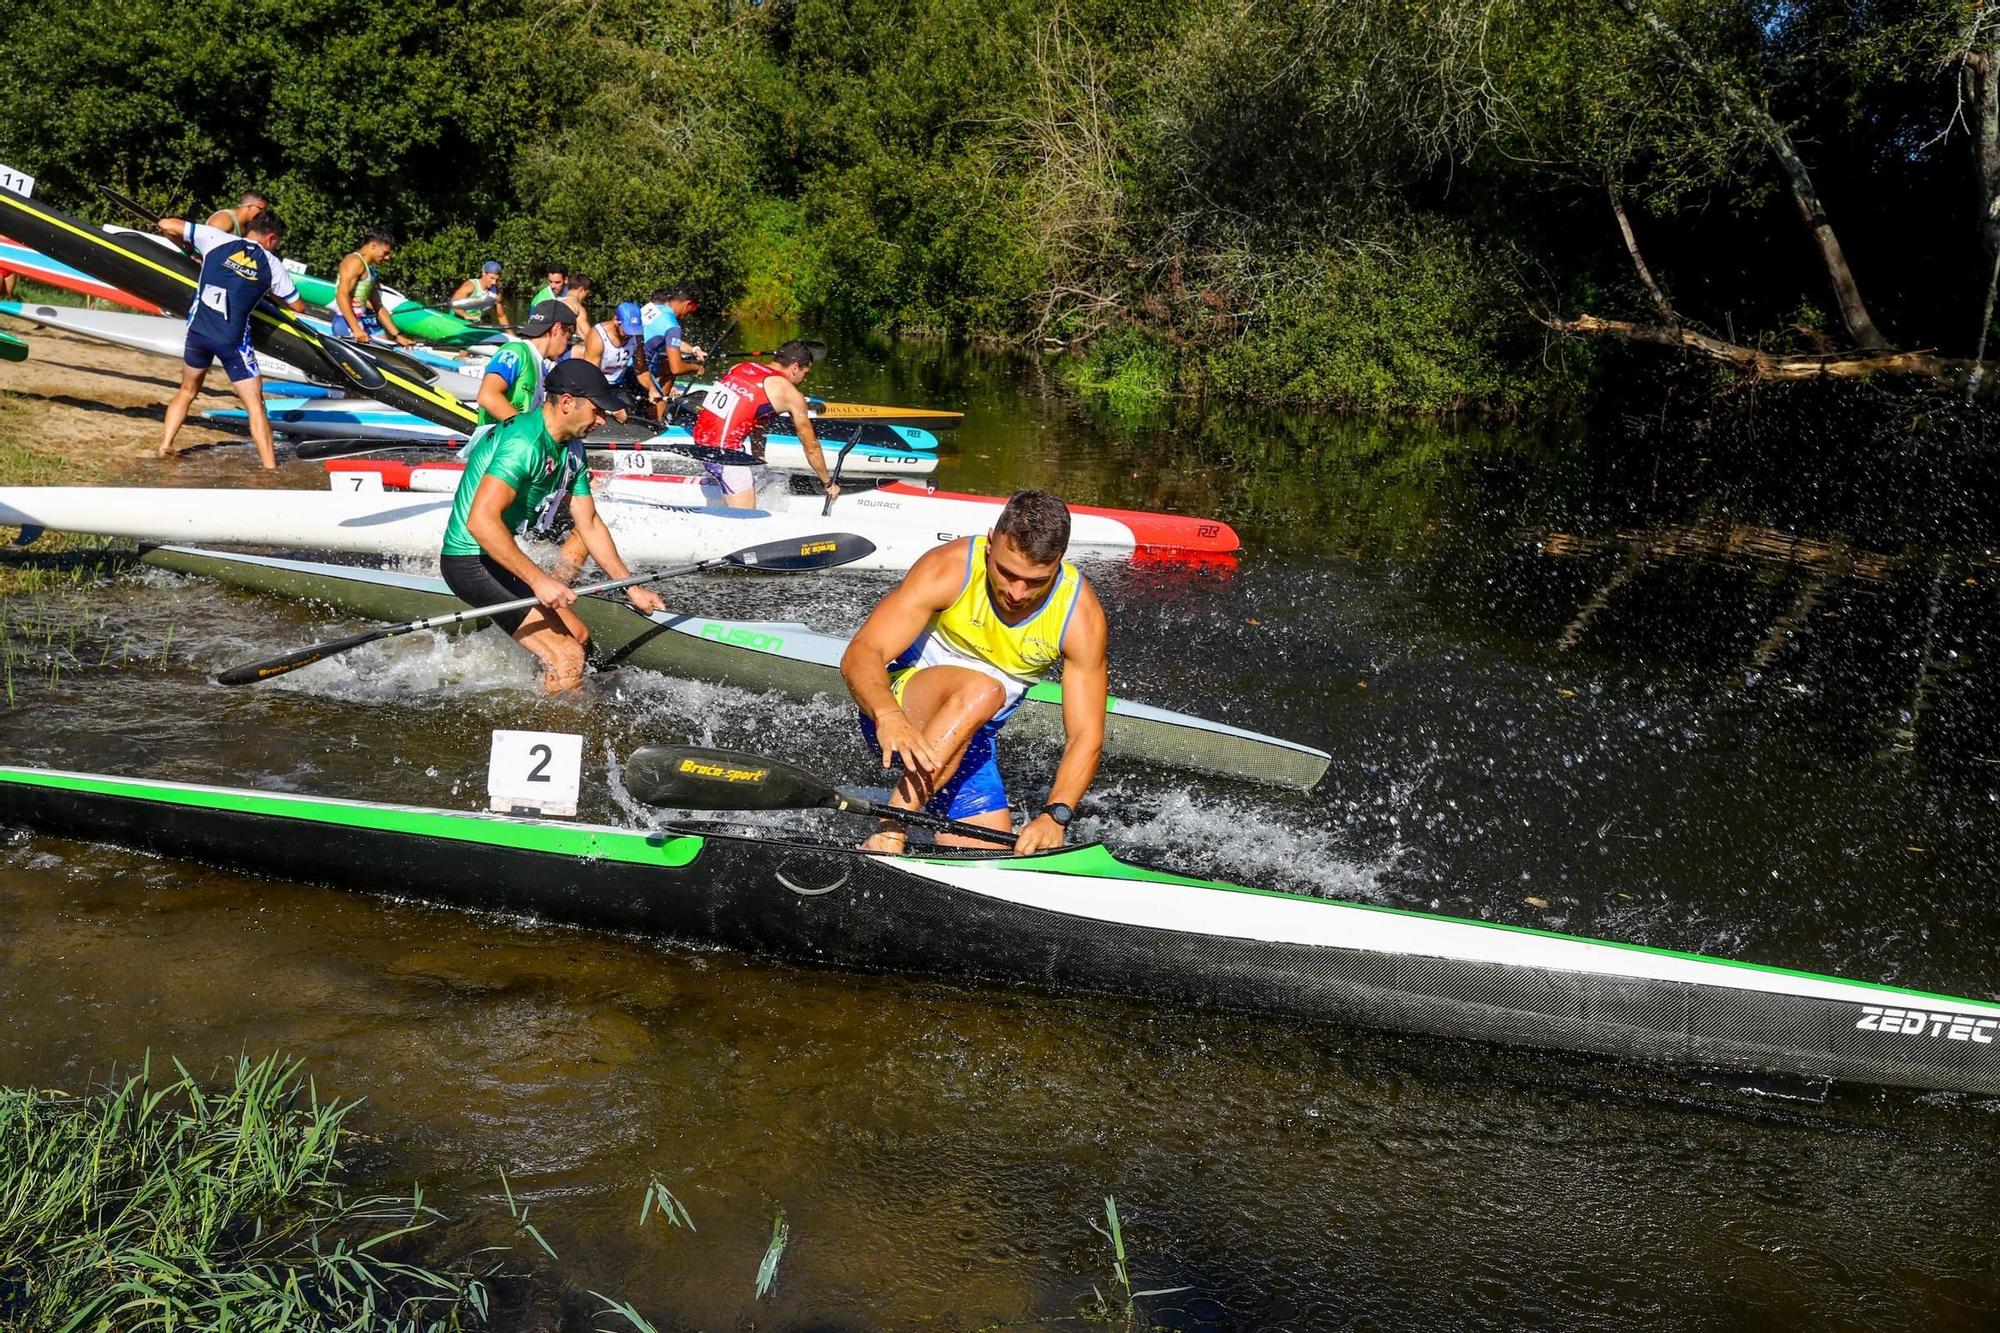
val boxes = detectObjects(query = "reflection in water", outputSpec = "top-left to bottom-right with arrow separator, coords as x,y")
4,345 -> 2000,1328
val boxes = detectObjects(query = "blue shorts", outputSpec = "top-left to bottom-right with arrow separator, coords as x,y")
183,328 -> 259,382
329,309 -> 382,339
858,712 -> 1009,820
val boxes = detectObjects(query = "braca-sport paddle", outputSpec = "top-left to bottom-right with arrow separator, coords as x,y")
215,533 -> 875,686
623,745 -> 1018,847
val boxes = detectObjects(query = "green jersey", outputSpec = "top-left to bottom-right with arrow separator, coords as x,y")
531,284 -> 558,306
440,411 -> 590,557
476,339 -> 546,426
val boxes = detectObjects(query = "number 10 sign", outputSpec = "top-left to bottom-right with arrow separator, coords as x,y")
487,729 -> 583,816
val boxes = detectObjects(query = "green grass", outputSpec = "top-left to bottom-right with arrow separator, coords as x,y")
0,1052 -> 495,1331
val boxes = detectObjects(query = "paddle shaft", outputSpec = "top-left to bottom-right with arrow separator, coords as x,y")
831,790 -> 1018,846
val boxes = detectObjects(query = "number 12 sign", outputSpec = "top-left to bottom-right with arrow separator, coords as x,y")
487,729 -> 583,817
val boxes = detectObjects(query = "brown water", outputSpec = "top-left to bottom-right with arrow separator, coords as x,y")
4,339 -> 2000,1329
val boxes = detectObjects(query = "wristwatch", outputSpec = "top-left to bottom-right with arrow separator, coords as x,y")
1039,802 -> 1073,828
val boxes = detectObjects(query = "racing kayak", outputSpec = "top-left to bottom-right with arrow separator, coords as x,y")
0,190 -> 483,436
0,235 -> 158,310
207,401 -> 943,478
4,761 -> 1994,1095
333,460 -> 1243,557
0,486 -> 952,572
0,300 -> 484,398
0,328 -> 23,362
130,545 -> 1326,787
289,270 -> 499,348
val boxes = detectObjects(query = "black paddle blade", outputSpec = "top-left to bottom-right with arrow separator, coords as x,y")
317,337 -> 389,392
295,436 -> 460,461
624,746 -> 838,812
724,532 -> 875,572
215,626 -> 392,686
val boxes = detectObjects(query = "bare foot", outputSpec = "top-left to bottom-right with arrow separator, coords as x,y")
157,443 -> 178,460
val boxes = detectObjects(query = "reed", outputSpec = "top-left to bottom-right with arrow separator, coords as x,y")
0,1052 -> 493,1330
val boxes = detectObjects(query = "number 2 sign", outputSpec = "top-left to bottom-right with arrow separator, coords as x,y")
487,729 -> 583,816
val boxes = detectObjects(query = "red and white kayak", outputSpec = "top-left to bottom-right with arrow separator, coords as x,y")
326,459 -> 1242,557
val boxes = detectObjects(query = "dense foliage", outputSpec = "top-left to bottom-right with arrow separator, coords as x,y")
0,0 -> 1992,414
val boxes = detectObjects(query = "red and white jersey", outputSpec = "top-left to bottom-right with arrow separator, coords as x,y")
692,360 -> 780,452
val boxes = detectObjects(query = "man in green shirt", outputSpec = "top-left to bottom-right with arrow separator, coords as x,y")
530,262 -> 567,307
440,359 -> 665,692
474,300 -> 576,426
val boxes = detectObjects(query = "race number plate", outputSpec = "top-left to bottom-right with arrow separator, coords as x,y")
328,471 -> 384,493
488,729 -> 583,817
0,164 -> 34,197
612,450 -> 651,474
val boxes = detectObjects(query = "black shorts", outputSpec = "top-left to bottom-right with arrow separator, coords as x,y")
440,554 -> 536,635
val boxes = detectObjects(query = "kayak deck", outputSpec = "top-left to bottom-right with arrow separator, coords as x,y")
4,763 -> 1997,1097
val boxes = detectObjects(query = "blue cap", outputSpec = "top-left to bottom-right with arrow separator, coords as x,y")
616,301 -> 644,336
481,260 -> 502,274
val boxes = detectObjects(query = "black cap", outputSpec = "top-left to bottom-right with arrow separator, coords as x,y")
520,299 -> 577,337
545,357 -> 629,413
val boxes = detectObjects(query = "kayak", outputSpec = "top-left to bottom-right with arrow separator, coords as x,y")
131,544 -> 1327,788
0,328 -> 23,362
0,300 -> 484,399
207,401 -> 943,478
0,485 -> 952,572
0,235 -> 158,311
333,460 -> 1244,557
289,270 -> 500,349
0,192 -> 482,436
5,762 -> 1994,1096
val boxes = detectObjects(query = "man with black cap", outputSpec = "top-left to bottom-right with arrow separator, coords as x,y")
475,299 -> 576,427
439,359 -> 664,692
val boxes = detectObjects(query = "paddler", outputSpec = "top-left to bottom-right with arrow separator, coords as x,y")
559,274 -> 593,332
475,300 -> 576,426
439,358 -> 665,692
203,191 -> 270,236
530,263 -> 568,307
450,261 -> 513,331
330,230 -> 416,348
690,339 -> 837,510
155,211 -> 309,470
641,286 -> 707,392
583,301 -> 669,420
841,490 -> 1107,855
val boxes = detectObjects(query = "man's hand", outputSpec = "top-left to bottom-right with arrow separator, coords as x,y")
1014,813 -> 1065,855
395,334 -> 416,348
626,585 -> 665,615
350,328 -> 373,344
822,479 -> 841,502
530,573 -> 578,610
874,707 -> 940,776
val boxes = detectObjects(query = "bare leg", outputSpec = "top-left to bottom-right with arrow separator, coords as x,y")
509,603 -> 593,693
159,365 -> 209,458
860,665 -> 1008,852
227,374 -> 279,469
721,484 -> 757,511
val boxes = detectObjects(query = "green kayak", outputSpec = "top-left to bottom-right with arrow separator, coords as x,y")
0,328 -> 26,362
291,271 -> 499,348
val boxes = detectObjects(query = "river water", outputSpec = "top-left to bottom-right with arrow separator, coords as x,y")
3,338 -> 2000,1329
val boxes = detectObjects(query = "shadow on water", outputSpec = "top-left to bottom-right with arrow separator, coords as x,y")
4,343 -> 2000,1328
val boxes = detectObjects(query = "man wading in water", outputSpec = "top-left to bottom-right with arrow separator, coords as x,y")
438,359 -> 665,691
842,490 -> 1108,855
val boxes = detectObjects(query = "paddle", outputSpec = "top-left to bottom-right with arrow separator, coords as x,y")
821,438 -> 862,516
294,435 -> 463,462
214,532 -> 876,686
623,745 -> 1019,847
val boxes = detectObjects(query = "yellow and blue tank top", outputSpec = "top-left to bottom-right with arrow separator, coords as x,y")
890,535 -> 1083,716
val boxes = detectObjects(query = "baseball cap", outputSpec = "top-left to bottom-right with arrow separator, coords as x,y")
545,358 -> 629,413
615,301 -> 643,336
481,260 -> 502,274
519,299 -> 577,337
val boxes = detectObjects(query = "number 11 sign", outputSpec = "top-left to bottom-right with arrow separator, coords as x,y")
487,729 -> 583,817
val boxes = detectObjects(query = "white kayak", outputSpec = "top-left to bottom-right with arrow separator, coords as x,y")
0,486 -> 961,573
332,460 -> 1244,556
0,299 -> 483,398
205,401 -> 942,478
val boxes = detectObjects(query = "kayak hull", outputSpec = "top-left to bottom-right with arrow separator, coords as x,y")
128,544 -> 1329,788
291,270 -> 499,348
0,236 -> 159,311
4,764 -> 1996,1096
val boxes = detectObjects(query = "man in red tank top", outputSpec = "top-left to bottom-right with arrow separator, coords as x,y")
690,340 -> 839,510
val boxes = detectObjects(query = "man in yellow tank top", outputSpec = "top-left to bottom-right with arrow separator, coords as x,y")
843,490 -> 1109,855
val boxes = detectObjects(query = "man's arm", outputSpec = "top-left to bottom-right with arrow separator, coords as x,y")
371,289 -> 412,345
664,342 -> 703,377
765,376 -> 836,496
332,255 -> 369,341
566,495 -> 664,614
840,541 -> 966,774
1018,582 -> 1107,854
465,477 -> 574,610
203,208 -> 237,231
476,349 -> 523,422
580,323 -> 604,366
